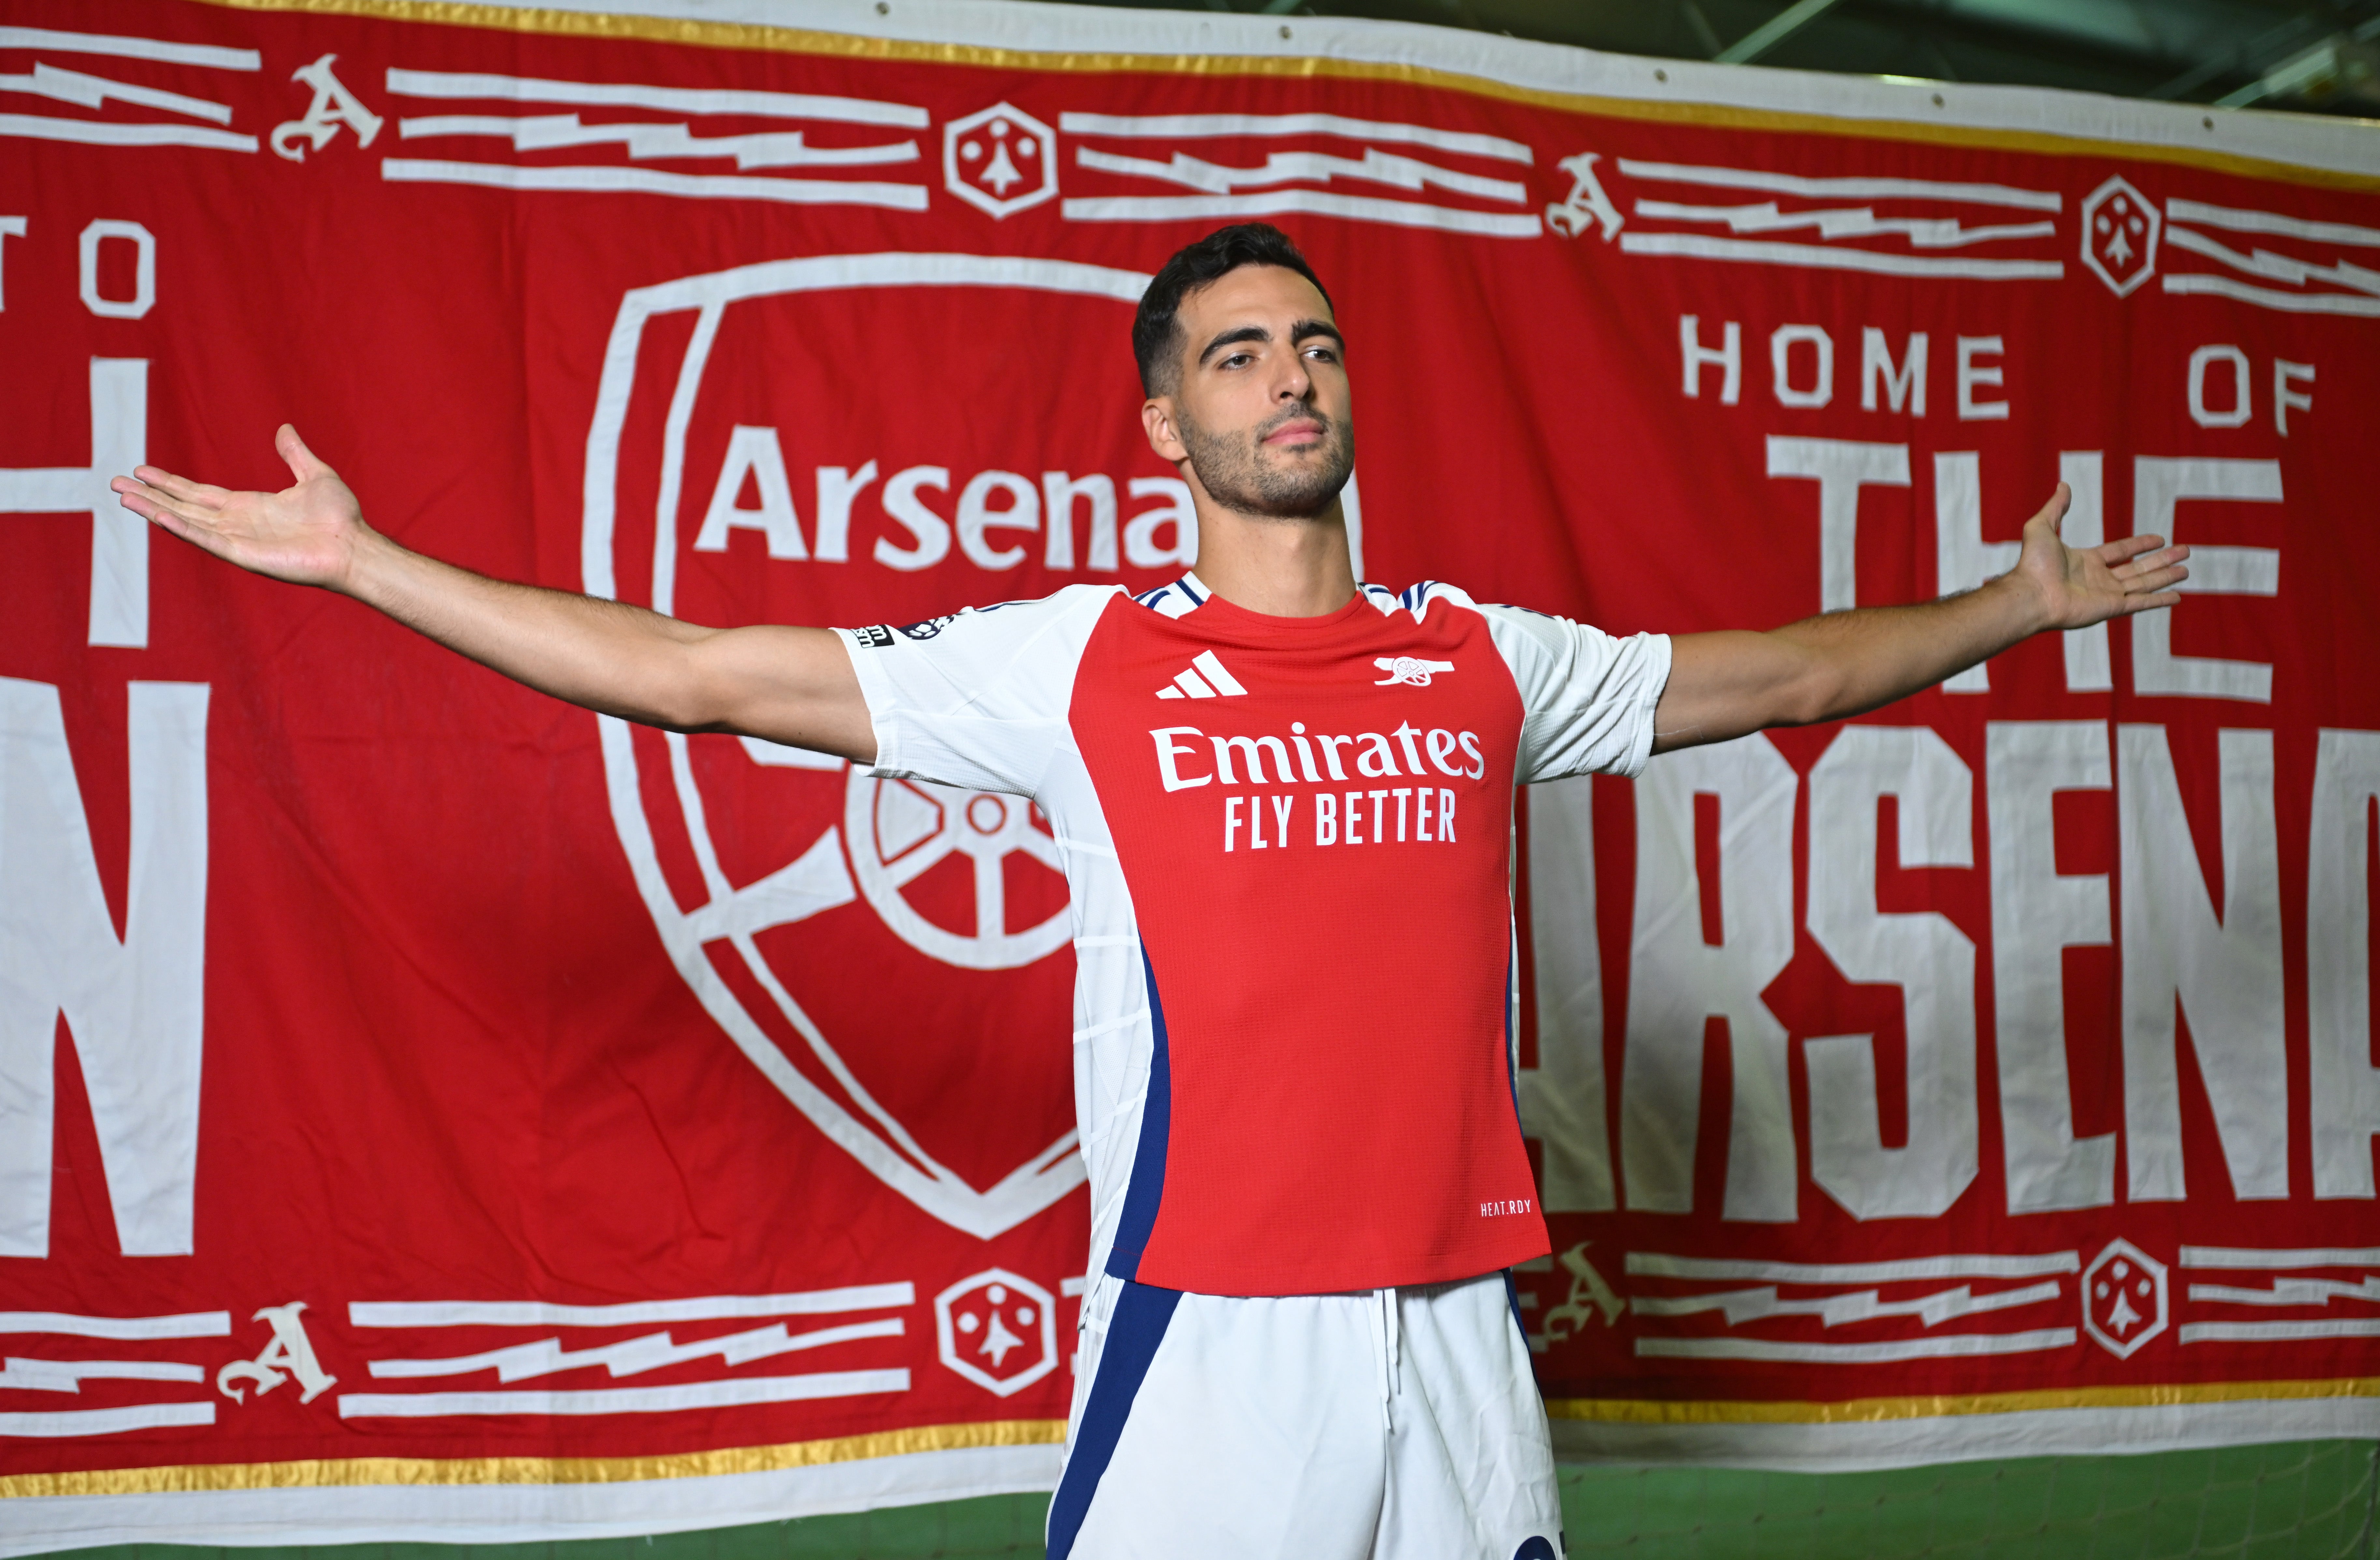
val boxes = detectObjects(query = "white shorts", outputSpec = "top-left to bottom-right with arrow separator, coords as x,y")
1048,1270 -> 1562,1560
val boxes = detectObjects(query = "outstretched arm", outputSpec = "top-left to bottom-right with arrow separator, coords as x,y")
111,426 -> 877,761
1650,484 -> 2188,753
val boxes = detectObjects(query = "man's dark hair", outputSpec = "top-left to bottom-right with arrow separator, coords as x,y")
1132,223 -> 1333,397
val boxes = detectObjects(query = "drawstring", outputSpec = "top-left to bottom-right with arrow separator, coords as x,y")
1368,1286 -> 1401,1430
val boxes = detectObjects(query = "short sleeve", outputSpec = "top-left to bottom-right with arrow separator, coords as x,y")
1473,602 -> 1672,783
836,586 -> 1119,797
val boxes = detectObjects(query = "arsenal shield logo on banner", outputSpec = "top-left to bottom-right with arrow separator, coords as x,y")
584,251 -> 1167,1239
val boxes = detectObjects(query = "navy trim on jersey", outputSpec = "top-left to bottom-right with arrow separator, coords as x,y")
1504,945 -> 1522,1114
1104,952 -> 1174,1280
1046,1280 -> 1183,1560
1132,574 -> 1210,619
1503,1268 -> 1528,1342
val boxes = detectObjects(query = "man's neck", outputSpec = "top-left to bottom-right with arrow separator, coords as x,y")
1187,494 -> 1359,619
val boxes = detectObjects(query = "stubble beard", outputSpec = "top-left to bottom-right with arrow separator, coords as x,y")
1177,401 -> 1355,520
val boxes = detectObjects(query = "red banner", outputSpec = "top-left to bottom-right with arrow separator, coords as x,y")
3,0 -> 2378,1544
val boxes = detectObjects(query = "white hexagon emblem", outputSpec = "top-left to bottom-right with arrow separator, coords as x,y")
944,102 -> 1058,219
2082,1238 -> 2169,1358
935,1267 -> 1058,1396
2081,176 -> 2160,296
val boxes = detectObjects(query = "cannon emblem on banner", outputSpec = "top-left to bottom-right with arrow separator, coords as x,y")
847,776 -> 1072,971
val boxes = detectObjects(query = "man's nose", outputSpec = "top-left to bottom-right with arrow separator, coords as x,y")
1274,357 -> 1313,400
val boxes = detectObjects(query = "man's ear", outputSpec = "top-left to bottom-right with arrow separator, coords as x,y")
1142,397 -> 1188,464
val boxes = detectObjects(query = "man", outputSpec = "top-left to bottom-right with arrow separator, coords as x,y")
113,223 -> 2185,1559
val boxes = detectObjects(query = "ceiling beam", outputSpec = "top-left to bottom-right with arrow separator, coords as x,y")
1713,0 -> 1853,63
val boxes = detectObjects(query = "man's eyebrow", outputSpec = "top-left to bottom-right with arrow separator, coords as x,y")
1196,319 -> 1345,367
1197,325 -> 1270,367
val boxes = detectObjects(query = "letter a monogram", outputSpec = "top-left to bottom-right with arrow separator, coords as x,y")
272,54 -> 384,162
217,1301 -> 338,1404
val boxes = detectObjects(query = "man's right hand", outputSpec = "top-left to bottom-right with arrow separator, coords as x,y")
110,426 -> 879,764
112,424 -> 374,592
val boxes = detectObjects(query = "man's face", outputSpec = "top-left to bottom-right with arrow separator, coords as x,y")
1145,264 -> 1354,520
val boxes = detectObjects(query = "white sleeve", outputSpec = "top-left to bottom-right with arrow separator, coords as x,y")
834,586 -> 1117,797
1472,599 -> 1672,783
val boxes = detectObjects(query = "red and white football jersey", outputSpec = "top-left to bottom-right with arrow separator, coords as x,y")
839,574 -> 1670,1296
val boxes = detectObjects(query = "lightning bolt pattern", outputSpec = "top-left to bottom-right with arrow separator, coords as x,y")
1631,1280 -> 2063,1330
366,1318 -> 903,1383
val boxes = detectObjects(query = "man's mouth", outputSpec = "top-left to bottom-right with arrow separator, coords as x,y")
1261,417 -> 1327,448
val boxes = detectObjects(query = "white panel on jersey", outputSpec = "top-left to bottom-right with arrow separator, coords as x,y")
841,585 -> 1122,796
1466,597 -> 1670,784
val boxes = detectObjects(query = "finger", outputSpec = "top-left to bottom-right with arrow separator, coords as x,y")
2030,481 -> 2072,535
113,477 -> 212,524
277,424 -> 332,484
2116,591 -> 2184,614
126,465 -> 232,509
2123,562 -> 2190,594
2095,533 -> 2167,565
2110,544 -> 2190,579
115,483 -> 217,540
111,483 -> 170,523
110,475 -> 183,513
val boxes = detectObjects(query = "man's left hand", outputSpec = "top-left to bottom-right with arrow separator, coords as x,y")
2009,482 -> 2191,632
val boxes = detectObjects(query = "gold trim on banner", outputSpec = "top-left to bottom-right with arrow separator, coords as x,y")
1547,1377 -> 2380,1426
184,0 -> 2379,192
11,1386 -> 2377,1497
0,1419 -> 1065,1501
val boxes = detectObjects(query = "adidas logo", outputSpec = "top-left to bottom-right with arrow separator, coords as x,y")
1154,650 -> 1249,700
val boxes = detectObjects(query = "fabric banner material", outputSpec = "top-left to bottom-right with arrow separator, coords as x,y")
1,0 -> 2376,1547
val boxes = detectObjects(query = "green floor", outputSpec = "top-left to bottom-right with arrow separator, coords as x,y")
28,1442 -> 2378,1560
